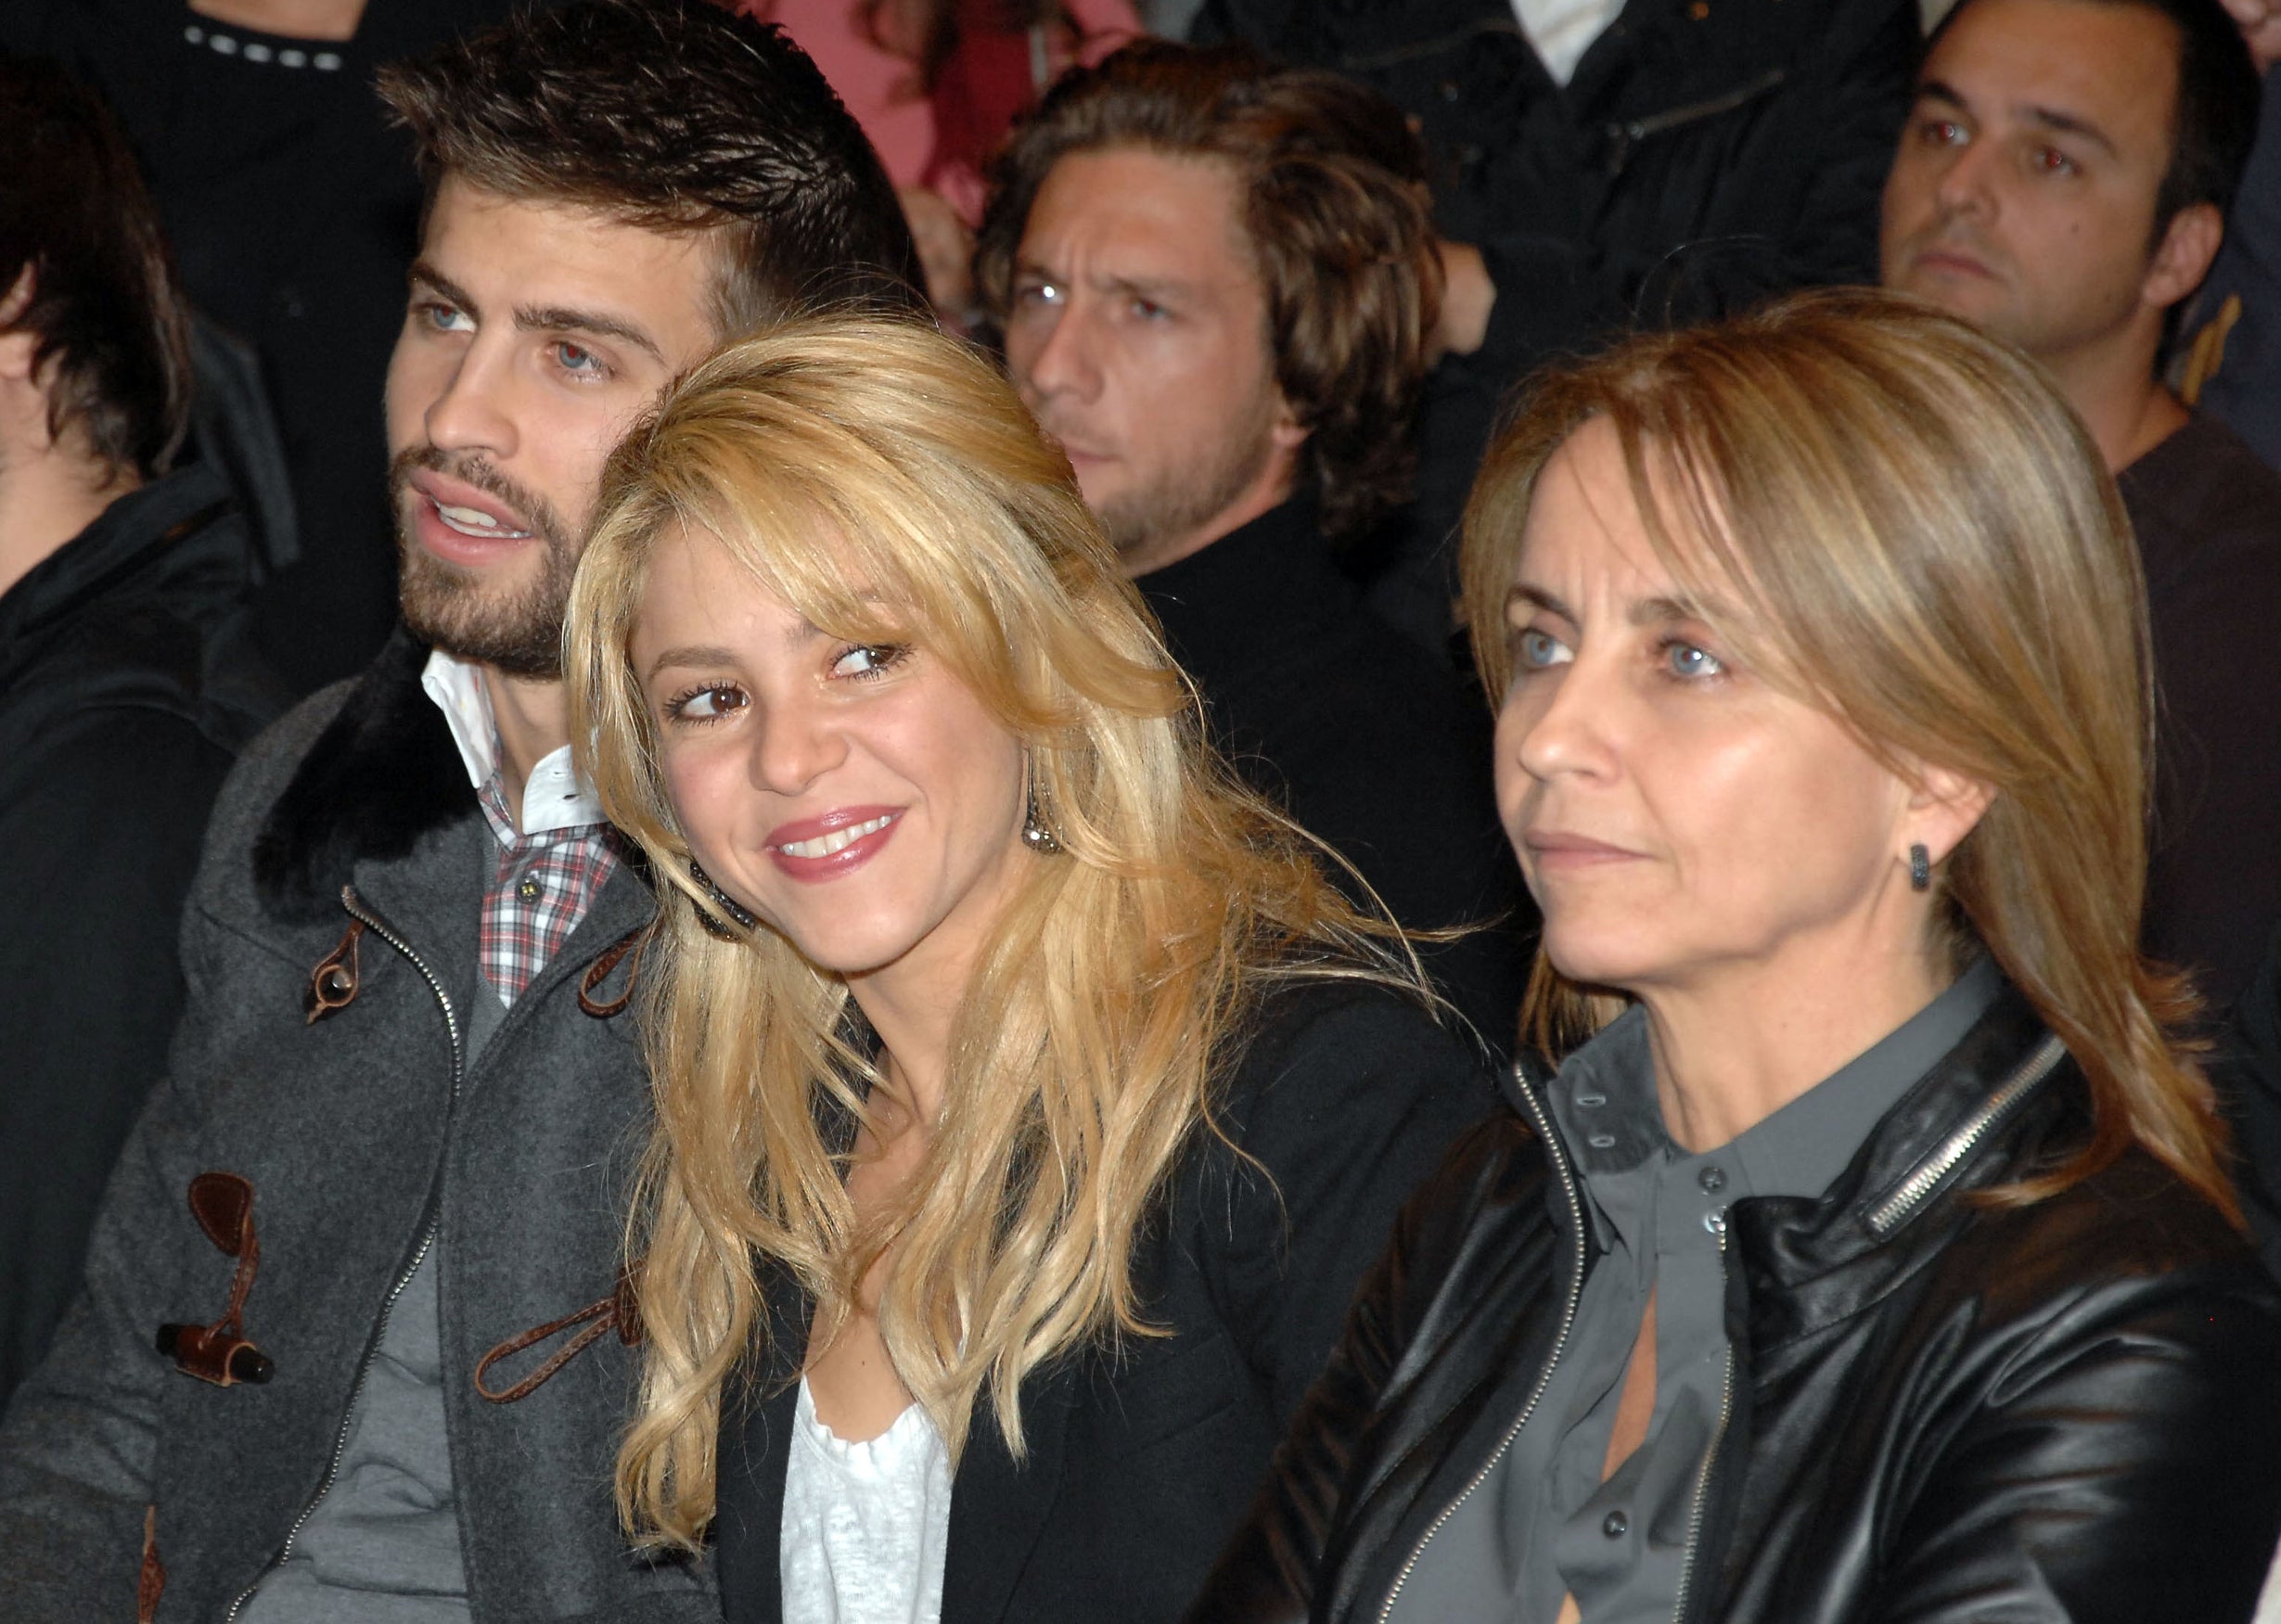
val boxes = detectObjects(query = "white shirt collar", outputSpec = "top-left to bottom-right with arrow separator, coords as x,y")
1509,0 -> 1625,84
419,649 -> 609,838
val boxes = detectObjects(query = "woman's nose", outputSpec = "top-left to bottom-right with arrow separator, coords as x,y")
747,692 -> 847,796
1508,657 -> 1621,786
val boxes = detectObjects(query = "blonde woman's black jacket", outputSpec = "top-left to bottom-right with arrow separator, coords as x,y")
712,980 -> 1496,1624
1185,984 -> 2281,1624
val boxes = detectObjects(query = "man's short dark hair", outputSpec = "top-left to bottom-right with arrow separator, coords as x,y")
976,42 -> 1444,540
0,54 -> 192,480
1934,0 -> 2262,232
377,0 -> 926,338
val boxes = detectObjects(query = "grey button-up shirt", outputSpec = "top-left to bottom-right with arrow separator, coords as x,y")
1390,956 -> 2001,1624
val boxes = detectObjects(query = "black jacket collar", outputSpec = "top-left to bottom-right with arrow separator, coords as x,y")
251,626 -> 476,924
1730,983 -> 2070,1346
0,462 -> 243,663
1519,981 -> 2071,1346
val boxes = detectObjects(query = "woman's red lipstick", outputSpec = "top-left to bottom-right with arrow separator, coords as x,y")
763,805 -> 903,883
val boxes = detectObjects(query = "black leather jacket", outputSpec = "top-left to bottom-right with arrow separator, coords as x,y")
1186,986 -> 2281,1624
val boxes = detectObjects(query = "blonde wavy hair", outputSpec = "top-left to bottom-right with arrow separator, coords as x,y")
565,315 -> 1424,1548
1460,287 -> 2236,1221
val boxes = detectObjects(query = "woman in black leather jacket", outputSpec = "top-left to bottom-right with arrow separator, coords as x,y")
1186,289 -> 2281,1624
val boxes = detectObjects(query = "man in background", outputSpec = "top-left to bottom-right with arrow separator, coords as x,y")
0,6 -> 920,1618
0,53 -> 284,1409
1881,0 -> 2281,1013
981,42 -> 1530,1046
1194,0 -> 1923,658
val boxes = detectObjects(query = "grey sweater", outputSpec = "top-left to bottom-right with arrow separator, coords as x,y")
0,634 -> 712,1623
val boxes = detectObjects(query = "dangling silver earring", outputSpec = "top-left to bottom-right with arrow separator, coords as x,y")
1021,755 -> 1063,855
1908,842 -> 1932,892
688,856 -> 758,936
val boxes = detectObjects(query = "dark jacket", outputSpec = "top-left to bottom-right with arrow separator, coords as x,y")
2114,411 -> 2281,1016
1196,0 -> 1921,651
1138,499 -> 1531,1049
0,463 -> 285,1405
0,632 -> 714,1623
2220,924 -> 2281,1283
1186,983 -> 2281,1624
2181,63 -> 2281,475
715,979 -> 1496,1624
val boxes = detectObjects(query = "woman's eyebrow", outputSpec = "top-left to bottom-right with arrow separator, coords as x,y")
643,644 -> 737,681
1629,593 -> 1716,627
1506,582 -> 1575,620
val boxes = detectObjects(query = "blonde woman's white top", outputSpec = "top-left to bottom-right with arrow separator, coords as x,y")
778,1376 -> 953,1624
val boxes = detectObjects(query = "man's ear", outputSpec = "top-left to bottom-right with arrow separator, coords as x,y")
0,264 -> 38,382
1907,761 -> 1997,868
1269,389 -> 1309,455
2144,201 -> 2224,313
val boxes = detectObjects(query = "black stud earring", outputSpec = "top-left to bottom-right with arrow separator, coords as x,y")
1908,842 -> 1932,892
1021,757 -> 1063,855
688,856 -> 758,935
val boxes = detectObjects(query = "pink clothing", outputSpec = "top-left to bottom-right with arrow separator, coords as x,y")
927,0 -> 1138,220
751,0 -> 1140,221
748,2 -> 936,186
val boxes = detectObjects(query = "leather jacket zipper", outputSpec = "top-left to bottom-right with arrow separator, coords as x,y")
1867,1034 -> 2065,1235
224,886 -> 465,1621
1671,1225 -> 1734,1624
1660,1030 -> 2063,1620
1378,1065 -> 1588,1623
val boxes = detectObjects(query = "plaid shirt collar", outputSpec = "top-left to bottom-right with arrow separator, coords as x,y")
474,774 -> 622,1007
421,650 -> 620,1005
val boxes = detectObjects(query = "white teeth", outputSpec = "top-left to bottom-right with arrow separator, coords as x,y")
434,500 -> 531,539
780,814 -> 894,859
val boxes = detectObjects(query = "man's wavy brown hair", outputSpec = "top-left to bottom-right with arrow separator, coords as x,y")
975,41 -> 1442,540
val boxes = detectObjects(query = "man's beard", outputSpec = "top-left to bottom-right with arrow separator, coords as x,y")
1091,398 -> 1281,567
391,445 -> 581,679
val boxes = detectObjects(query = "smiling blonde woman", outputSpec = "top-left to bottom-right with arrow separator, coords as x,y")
563,314 -> 1493,1624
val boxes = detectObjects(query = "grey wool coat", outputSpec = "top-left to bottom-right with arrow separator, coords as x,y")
0,631 -> 714,1623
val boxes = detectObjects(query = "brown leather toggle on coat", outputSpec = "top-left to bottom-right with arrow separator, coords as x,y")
576,920 -> 649,1018
136,1504 -> 164,1623
304,916 -> 364,1024
155,1171 -> 273,1386
474,1263 -> 645,1404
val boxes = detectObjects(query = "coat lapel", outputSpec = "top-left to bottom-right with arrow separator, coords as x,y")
941,1367 -> 1076,1623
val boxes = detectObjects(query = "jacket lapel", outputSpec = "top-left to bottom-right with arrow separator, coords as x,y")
941,1369 -> 1076,1623
254,627 -> 472,924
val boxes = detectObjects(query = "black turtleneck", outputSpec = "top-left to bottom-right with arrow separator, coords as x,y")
1137,498 -> 1530,1047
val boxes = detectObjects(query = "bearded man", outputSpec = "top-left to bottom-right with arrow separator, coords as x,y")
982,41 -> 1529,1045
0,5 -> 921,1618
